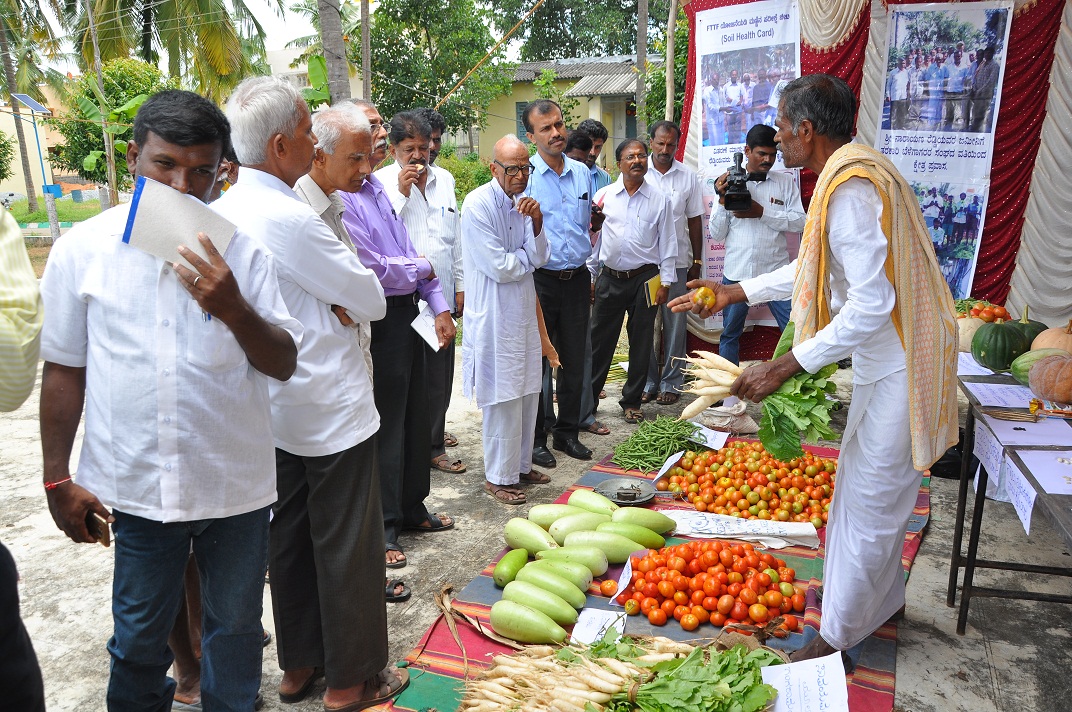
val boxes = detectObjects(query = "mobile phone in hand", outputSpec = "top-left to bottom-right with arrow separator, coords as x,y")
86,511 -> 111,548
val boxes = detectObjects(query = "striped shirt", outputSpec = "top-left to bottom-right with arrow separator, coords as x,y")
0,210 -> 42,411
709,169 -> 806,282
376,163 -> 463,307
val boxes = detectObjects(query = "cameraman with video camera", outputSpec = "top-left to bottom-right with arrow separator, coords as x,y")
710,124 -> 805,393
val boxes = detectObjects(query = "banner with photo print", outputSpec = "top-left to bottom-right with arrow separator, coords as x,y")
874,1 -> 1012,298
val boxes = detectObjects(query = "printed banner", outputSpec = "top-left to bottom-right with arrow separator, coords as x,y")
694,0 -> 802,331
874,1 -> 1013,299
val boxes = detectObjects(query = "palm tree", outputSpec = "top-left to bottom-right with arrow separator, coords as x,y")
1,0 -> 62,211
287,0 -> 360,85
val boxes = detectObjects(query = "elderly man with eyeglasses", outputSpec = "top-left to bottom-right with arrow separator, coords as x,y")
460,135 -> 550,504
587,139 -> 676,425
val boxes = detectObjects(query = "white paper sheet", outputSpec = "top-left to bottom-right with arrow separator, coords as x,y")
655,451 -> 685,482
761,652 -> 849,712
662,510 -> 821,549
569,608 -> 626,645
1003,454 -> 1037,536
410,301 -> 444,352
1016,450 -> 1072,495
688,420 -> 731,449
958,352 -> 996,376
121,175 -> 236,270
963,381 -> 1034,408
979,413 -> 1072,446
973,419 -> 1004,481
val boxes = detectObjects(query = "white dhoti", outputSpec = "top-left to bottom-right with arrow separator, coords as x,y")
821,368 -> 921,650
482,393 -> 539,486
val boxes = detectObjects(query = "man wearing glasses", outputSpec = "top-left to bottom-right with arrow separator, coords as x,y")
588,139 -> 676,425
523,99 -> 604,467
460,136 -> 550,504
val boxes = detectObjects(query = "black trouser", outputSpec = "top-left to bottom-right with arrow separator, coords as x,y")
426,339 -> 456,459
534,268 -> 592,444
270,440 -> 387,689
590,266 -> 659,410
371,300 -> 432,544
0,543 -> 45,712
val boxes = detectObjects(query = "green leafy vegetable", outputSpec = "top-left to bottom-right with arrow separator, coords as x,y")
759,322 -> 841,462
612,416 -> 701,472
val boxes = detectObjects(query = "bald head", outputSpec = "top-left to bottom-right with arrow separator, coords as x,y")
494,135 -> 528,163
491,134 -> 534,196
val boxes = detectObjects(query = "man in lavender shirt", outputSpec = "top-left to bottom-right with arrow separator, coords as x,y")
340,100 -> 457,569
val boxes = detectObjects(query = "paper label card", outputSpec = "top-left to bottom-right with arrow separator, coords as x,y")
963,381 -> 1034,408
973,419 -> 1004,481
979,414 -> 1072,446
663,510 -> 821,549
1016,450 -> 1072,495
761,651 -> 849,712
688,420 -> 731,449
410,301 -> 446,352
122,175 -> 236,270
569,608 -> 626,646
1003,454 -> 1037,536
958,352 -> 996,377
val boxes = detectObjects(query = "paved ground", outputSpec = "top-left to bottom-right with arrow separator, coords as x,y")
2,357 -> 1070,711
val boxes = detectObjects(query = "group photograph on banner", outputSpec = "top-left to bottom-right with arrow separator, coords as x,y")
874,1 -> 1013,299
694,0 -> 802,330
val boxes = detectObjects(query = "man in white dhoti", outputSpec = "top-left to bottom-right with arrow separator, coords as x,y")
671,74 -> 958,667
461,136 -> 551,505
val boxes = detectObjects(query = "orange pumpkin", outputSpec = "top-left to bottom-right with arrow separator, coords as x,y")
1031,319 -> 1072,355
1028,353 -> 1072,405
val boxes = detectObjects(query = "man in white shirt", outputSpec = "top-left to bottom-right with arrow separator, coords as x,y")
642,121 -> 704,405
721,70 -> 748,144
710,124 -> 805,372
214,79 -> 406,710
703,72 -> 725,145
887,59 -> 910,130
672,74 -> 958,669
461,135 -> 551,504
40,89 -> 302,710
376,109 -> 466,475
589,139 -> 677,424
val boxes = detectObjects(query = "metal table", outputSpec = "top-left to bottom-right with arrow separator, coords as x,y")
946,373 -> 1072,634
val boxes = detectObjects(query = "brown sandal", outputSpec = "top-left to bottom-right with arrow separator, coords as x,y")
519,470 -> 552,484
432,454 -> 466,473
484,482 -> 527,504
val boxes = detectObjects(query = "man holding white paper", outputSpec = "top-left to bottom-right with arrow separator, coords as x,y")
588,138 -> 676,425
214,79 -> 407,710
461,135 -> 550,505
338,101 -> 457,570
39,89 -> 301,710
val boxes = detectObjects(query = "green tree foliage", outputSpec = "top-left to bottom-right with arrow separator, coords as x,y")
490,0 -> 671,62
0,131 -> 14,182
367,0 -> 513,132
644,6 -> 688,127
47,59 -> 176,189
532,69 -> 579,126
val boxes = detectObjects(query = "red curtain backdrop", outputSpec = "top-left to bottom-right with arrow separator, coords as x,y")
680,0 -> 1066,305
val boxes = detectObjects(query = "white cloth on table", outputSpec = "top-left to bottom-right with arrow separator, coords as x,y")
645,158 -> 705,268
376,162 -> 463,305
293,173 -> 375,377
40,203 -> 303,522
589,177 -> 678,285
460,179 -> 548,409
0,210 -> 41,412
739,177 -> 906,384
483,393 -> 539,486
213,168 -> 385,457
712,169 -> 805,282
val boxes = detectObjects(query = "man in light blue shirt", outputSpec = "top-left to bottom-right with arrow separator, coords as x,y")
524,99 -> 602,465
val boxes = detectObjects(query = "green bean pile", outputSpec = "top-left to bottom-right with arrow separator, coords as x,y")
611,416 -> 701,473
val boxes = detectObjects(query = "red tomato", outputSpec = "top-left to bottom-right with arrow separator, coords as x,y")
764,591 -> 783,608
739,587 -> 759,606
600,580 -> 618,597
673,605 -> 690,621
730,600 -> 750,621
710,611 -> 728,627
648,608 -> 668,626
691,606 -> 710,624
680,613 -> 700,631
640,597 -> 660,615
791,593 -> 807,612
748,603 -> 769,623
661,599 -> 677,617
781,614 -> 799,631
716,594 -> 735,615
624,599 -> 641,616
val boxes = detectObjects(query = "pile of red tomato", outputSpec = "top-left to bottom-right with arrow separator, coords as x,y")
615,540 -> 806,633
655,441 -> 836,528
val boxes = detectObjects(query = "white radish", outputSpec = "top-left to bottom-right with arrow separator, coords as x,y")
679,394 -> 719,420
694,350 -> 743,374
681,385 -> 732,398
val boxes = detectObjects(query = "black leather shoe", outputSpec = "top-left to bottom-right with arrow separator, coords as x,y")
552,437 -> 592,460
532,445 -> 557,468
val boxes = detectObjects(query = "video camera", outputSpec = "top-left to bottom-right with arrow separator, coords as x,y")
723,152 -> 752,212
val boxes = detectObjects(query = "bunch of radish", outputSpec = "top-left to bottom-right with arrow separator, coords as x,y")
675,350 -> 743,420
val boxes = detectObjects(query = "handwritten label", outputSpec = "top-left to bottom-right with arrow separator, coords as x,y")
980,414 -> 1072,446
655,451 -> 685,484
610,558 -> 635,608
688,421 -> 731,449
762,651 -> 849,712
963,381 -> 1034,408
958,352 -> 995,376
973,419 -> 1004,481
663,510 -> 820,549
1016,450 -> 1072,495
569,609 -> 626,646
1003,454 -> 1037,536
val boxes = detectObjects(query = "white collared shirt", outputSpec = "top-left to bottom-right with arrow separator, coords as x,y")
40,203 -> 303,522
645,158 -> 704,267
375,163 -> 463,306
740,178 -> 906,384
213,168 -> 386,457
590,176 -> 677,285
710,169 -> 806,281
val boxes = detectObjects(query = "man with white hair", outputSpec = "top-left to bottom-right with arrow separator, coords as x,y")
461,135 -> 550,504
213,79 -> 407,710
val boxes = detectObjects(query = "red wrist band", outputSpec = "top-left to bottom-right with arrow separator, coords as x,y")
44,476 -> 72,491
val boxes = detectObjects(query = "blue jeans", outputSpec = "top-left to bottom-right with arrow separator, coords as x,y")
718,277 -> 791,365
107,507 -> 270,712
